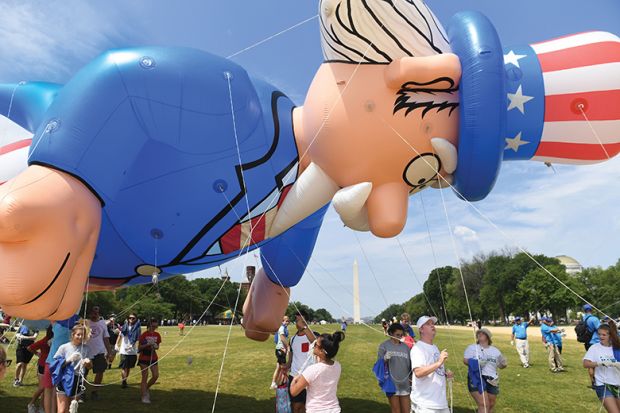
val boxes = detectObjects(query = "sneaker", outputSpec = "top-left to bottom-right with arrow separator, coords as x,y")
524,364 -> 530,368
270,381 -> 277,390
13,379 -> 20,387
141,395 -> 151,404
27,403 -> 37,413
121,379 -> 127,389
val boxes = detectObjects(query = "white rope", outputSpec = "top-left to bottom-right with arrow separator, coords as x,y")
379,117 -> 615,320
419,192 -> 476,411
395,235 -> 439,318
81,276 -> 231,388
309,256 -> 382,317
352,231 -> 390,308
211,264 -> 244,413
577,105 -> 612,161
211,73 -> 256,412
227,15 -> 318,59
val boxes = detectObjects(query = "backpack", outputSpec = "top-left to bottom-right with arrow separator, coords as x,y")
575,315 -> 593,343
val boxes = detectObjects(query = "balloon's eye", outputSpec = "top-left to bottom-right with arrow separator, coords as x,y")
403,153 -> 441,195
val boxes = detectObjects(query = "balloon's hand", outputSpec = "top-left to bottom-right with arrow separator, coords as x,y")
242,268 -> 289,341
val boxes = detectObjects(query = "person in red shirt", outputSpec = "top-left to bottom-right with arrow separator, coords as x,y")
138,318 -> 162,404
27,325 -> 53,413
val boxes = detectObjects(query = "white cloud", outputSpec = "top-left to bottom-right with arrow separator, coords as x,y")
0,1 -> 146,82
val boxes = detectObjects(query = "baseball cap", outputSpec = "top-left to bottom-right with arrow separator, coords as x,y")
416,315 -> 438,329
583,304 -> 593,311
515,316 -> 521,321
540,316 -> 550,322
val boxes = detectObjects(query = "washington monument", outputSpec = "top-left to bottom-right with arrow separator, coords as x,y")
353,259 -> 361,323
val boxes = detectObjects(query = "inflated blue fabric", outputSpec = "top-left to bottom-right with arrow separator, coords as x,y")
448,12 -> 506,201
0,82 -> 60,132
261,205 -> 328,287
7,46 -> 326,287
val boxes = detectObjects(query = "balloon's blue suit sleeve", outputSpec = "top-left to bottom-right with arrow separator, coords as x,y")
260,204 -> 329,287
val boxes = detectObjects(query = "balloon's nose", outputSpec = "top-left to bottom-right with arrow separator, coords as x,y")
366,182 -> 409,238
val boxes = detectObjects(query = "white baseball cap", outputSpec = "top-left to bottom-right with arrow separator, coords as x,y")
416,315 -> 438,329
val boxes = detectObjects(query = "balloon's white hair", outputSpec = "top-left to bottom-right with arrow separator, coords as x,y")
319,0 -> 451,63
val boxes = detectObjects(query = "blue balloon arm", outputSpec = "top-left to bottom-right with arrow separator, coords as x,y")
260,204 -> 329,287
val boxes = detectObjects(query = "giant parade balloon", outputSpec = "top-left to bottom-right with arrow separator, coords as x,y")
0,0 -> 618,340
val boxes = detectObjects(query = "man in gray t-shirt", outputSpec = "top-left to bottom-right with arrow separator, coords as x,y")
377,323 -> 411,412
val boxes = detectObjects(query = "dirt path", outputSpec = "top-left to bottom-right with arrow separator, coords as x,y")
438,324 -> 577,340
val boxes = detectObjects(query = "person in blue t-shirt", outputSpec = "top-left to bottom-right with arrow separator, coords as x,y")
511,316 -> 534,368
583,304 -> 601,350
540,317 -> 564,372
548,319 -> 565,354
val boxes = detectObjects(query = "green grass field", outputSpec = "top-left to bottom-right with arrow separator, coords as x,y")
0,325 -> 603,412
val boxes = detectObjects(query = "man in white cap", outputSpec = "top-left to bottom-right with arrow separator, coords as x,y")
410,316 -> 453,413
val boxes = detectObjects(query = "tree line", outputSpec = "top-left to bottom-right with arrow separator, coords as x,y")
374,251 -> 620,324
87,276 -> 335,324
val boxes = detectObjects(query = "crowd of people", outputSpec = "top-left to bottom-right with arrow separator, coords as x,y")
0,306 -> 163,412
269,306 -> 619,413
1,303 -> 619,413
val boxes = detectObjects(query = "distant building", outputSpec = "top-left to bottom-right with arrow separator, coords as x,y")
221,268 -> 231,282
241,266 -> 255,294
556,255 -> 583,275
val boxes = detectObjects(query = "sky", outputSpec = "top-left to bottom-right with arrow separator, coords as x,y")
1,0 -> 619,319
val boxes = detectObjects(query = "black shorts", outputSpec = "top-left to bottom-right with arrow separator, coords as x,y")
91,353 -> 108,374
56,375 -> 84,397
16,347 -> 34,364
37,364 -> 45,375
119,354 -> 137,369
275,349 -> 287,365
467,375 -> 500,395
288,375 -> 306,403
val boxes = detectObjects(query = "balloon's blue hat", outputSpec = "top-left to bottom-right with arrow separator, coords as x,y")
448,12 -> 620,201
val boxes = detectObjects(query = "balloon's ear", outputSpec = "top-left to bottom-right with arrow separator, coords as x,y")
384,54 -> 462,89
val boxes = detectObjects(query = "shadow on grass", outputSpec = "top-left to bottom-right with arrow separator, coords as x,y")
2,388 -> 450,412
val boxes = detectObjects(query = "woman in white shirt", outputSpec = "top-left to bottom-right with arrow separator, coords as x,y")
54,324 -> 92,413
290,331 -> 345,413
463,328 -> 507,413
583,321 -> 620,413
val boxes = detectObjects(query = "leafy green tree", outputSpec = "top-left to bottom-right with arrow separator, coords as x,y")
191,277 -> 248,319
422,266 -> 455,322
518,264 -> 582,320
373,303 -> 405,324
84,291 -> 121,317
480,254 -> 523,323
577,261 -> 620,317
314,308 -> 335,323
403,293 -> 434,320
446,255 -> 486,323
286,301 -> 316,322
